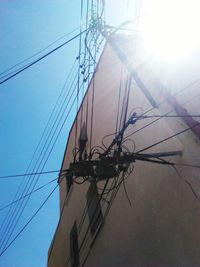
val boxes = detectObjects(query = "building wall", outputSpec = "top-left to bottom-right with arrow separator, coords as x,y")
48,36 -> 200,267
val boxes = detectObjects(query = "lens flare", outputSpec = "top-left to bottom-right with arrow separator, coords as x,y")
139,0 -> 200,61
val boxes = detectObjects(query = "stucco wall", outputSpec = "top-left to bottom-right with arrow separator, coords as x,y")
48,36 -> 200,267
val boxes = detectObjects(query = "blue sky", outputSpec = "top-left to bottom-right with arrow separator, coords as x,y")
0,1 -> 82,266
1,1 -> 200,266
0,1 -> 132,266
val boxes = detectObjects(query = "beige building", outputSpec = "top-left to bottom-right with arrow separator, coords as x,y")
48,33 -> 200,267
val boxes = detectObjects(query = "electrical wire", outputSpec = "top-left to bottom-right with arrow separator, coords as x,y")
0,57 -> 80,251
0,168 -> 71,179
2,156 -> 200,181
173,163 -> 200,169
78,132 -> 134,257
137,121 -> 200,154
171,165 -> 200,203
0,29 -> 88,85
74,0 -> 84,161
138,114 -> 200,119
0,177 -> 58,212
0,53 -> 79,240
78,176 -> 109,251
47,2 -> 200,266
139,155 -> 200,203
124,80 -> 200,141
0,25 -> 86,78
103,165 -> 134,218
77,76 -> 200,258
0,83 -> 82,253
0,75 -> 76,232
79,167 -> 134,265
59,1 -> 105,264
0,183 -> 59,257
115,67 -> 123,137
0,1 -> 102,255
0,0 -> 104,262
53,9 -> 155,267
0,170 -> 60,179
22,57 -> 78,181
61,80 -> 200,264
50,3 -> 107,263
0,71 -> 85,253
88,1 -> 144,234
88,47 -> 97,153
73,2 -> 200,266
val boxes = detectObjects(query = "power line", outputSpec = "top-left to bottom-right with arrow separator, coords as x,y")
76,75 -> 200,259
6,2 -> 200,262
3,5 -> 102,259
171,165 -> 200,203
0,59 -> 78,245
0,40 -> 93,247
0,60 -> 78,247
1,109 -> 199,249
137,122 -> 200,153
0,63 -> 84,253
0,169 -> 71,179
52,14 -> 200,267
0,0 -> 102,260
174,163 -> 200,168
54,4 -> 108,262
0,29 -> 88,85
0,24 -> 97,252
138,114 -> 200,119
0,184 -> 59,257
124,79 -> 200,140
1,159 -> 200,180
0,28 -> 90,255
0,83 -> 81,253
76,73 -> 135,256
5,16 -> 99,260
0,170 -> 60,179
0,177 -> 58,212
0,26 -> 84,79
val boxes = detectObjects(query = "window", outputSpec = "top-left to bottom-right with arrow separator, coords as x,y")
66,172 -> 73,193
78,122 -> 88,161
70,222 -> 79,267
87,182 -> 103,236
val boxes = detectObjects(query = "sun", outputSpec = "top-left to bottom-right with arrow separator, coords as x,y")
139,0 -> 200,61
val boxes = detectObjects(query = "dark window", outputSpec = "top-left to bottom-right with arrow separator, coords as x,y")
70,222 -> 79,267
87,182 -> 103,236
78,122 -> 88,161
66,172 -> 73,193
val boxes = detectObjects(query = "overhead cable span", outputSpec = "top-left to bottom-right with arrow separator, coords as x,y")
0,29 -> 88,85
